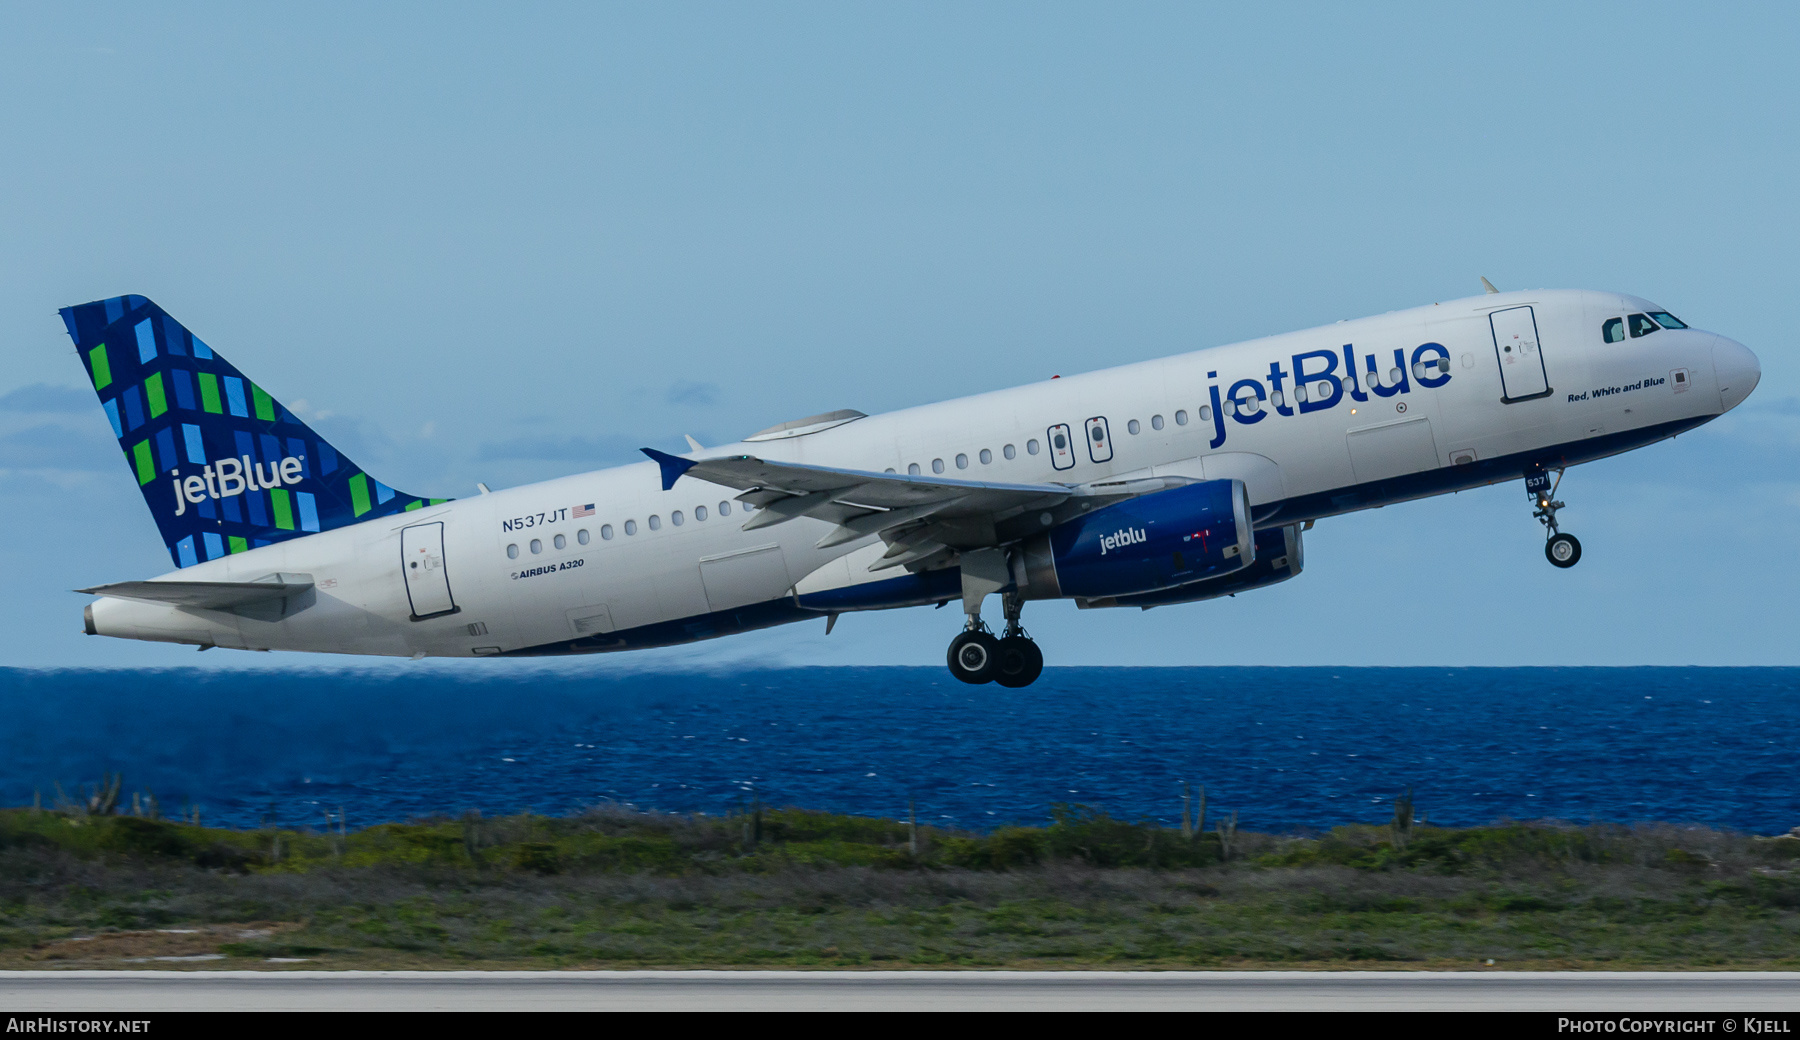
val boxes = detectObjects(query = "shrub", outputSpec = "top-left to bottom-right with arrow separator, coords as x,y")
98,818 -> 193,860
511,842 -> 561,875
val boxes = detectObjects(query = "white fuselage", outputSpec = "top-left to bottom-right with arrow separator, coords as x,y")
88,289 -> 1758,657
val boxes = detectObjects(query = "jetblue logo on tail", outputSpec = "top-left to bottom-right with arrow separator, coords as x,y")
1098,527 -> 1147,555
60,294 -> 442,569
171,456 -> 305,517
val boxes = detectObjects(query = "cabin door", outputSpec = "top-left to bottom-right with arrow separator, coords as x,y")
401,521 -> 459,620
1489,305 -> 1551,402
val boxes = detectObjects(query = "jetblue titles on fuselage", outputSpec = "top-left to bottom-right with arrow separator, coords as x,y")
1203,343 -> 1452,448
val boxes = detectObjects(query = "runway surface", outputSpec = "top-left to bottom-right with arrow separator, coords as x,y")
3,970 -> 1798,1012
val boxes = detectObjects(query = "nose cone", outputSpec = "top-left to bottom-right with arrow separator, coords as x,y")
1713,336 -> 1761,412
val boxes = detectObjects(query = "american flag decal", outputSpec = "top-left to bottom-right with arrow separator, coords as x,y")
573,503 -> 594,518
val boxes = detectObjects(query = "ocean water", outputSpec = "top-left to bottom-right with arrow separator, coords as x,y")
2,667 -> 1795,834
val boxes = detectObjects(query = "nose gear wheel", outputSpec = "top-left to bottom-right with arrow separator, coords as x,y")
1546,532 -> 1581,568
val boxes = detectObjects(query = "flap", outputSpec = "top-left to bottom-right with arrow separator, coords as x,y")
643,449 -> 1075,552
644,449 -> 1072,514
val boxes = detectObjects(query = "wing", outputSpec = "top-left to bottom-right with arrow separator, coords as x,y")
643,448 -> 1077,572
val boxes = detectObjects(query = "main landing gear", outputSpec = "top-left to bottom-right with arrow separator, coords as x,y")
947,592 -> 1044,687
1528,466 -> 1582,569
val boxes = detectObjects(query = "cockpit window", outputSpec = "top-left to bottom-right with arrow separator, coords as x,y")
1627,313 -> 1660,338
1649,311 -> 1687,330
1602,317 -> 1625,343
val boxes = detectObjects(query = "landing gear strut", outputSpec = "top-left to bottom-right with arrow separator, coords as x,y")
946,554 -> 1044,686
993,593 -> 1044,688
1528,466 -> 1582,569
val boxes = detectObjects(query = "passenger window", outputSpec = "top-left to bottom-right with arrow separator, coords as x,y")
1151,414 -> 1164,430
696,505 -> 707,521
955,453 -> 968,469
1053,432 -> 1067,450
624,520 -> 637,535
1199,404 -> 1212,421
671,510 -> 683,526
553,533 -> 566,550
979,448 -> 992,464
1602,317 -> 1625,343
1175,409 -> 1187,425
1027,439 -> 1039,455
507,544 -> 519,559
932,459 -> 944,474
1628,313 -> 1659,338
578,529 -> 590,545
908,462 -> 921,475
1649,311 -> 1687,329
601,524 -> 614,540
718,501 -> 731,516
1127,419 -> 1141,435
648,515 -> 661,530
530,539 -> 542,554
1003,444 -> 1016,459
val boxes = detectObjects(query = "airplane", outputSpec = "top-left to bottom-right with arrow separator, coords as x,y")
62,285 -> 1759,685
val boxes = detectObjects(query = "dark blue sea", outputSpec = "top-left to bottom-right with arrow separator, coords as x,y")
2,667 -> 1795,834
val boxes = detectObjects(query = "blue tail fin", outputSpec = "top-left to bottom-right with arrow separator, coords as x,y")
61,295 -> 445,569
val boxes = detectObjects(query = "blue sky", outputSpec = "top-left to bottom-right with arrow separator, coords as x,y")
2,2 -> 1796,668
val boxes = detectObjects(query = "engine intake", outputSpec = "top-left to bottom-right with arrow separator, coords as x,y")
1021,479 -> 1252,600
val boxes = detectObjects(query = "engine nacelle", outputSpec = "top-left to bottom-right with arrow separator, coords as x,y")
1021,479 -> 1252,600
1082,523 -> 1304,609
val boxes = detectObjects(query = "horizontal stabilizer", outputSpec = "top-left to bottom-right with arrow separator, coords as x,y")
77,577 -> 312,612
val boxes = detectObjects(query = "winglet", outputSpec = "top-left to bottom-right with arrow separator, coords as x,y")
641,447 -> 698,491
1481,276 -> 1500,294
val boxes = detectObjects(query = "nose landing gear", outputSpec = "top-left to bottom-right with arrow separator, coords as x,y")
1528,466 -> 1582,569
